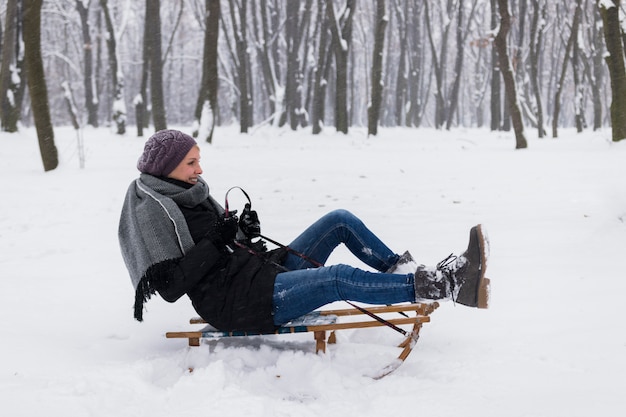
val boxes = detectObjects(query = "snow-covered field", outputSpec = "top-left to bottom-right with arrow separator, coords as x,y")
1,125 -> 625,417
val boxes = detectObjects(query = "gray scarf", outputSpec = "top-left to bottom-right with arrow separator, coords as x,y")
118,174 -> 221,320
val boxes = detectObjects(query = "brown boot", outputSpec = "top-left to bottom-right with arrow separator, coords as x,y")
455,224 -> 490,308
413,225 -> 490,308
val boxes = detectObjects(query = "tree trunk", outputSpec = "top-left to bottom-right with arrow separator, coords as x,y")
445,0 -> 464,130
253,0 -> 278,125
312,0 -> 331,135
136,0 -> 151,137
95,9 -> 105,127
228,0 -> 251,133
367,0 -> 387,136
147,0 -> 166,131
529,0 -> 546,138
515,0 -> 528,113
552,0 -> 582,138
589,2 -> 604,131
326,0 -> 355,134
494,0 -> 528,149
407,1 -> 426,127
490,0 -> 501,131
392,1 -> 408,127
0,0 -> 26,132
283,0 -> 310,130
194,0 -> 220,143
99,0 -> 125,134
446,0 -> 478,130
572,18 -> 585,133
423,0 -> 446,129
76,0 -> 99,128
599,0 -> 626,142
23,0 -> 58,171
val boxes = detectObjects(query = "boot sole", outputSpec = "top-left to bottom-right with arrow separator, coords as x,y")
477,277 -> 490,309
475,225 -> 489,309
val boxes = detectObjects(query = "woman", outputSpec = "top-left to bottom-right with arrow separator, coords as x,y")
119,130 -> 490,332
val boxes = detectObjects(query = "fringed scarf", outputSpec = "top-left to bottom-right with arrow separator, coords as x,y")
118,174 -> 221,320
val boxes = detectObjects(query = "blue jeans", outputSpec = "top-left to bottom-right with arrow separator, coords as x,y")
272,209 -> 416,325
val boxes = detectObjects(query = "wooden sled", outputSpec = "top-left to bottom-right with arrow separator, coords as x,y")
166,302 -> 439,379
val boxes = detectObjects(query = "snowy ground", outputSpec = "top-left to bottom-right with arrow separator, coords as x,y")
1,125 -> 625,417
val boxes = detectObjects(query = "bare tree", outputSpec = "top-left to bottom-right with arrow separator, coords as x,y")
571,7 -> 586,133
326,0 -> 356,134
391,0 -> 409,127
367,0 -> 387,136
282,0 -> 311,129
406,1 -> 428,127
136,0 -> 151,137
528,0 -> 547,138
227,0 -> 252,133
489,0 -> 501,131
250,0 -> 281,126
424,0 -> 452,129
311,0 -> 331,134
584,0 -> 604,131
146,0 -> 166,131
0,0 -> 619,136
194,0 -> 220,143
99,0 -> 126,134
446,0 -> 479,130
468,34 -> 491,128
75,0 -> 99,127
0,0 -> 26,132
599,0 -> 626,141
494,0 -> 528,149
23,0 -> 58,171
552,0 -> 583,138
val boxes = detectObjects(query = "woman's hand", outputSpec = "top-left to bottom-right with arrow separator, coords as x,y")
239,203 -> 261,238
218,213 -> 239,243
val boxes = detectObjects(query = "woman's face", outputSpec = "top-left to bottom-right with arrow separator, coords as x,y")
168,145 -> 203,184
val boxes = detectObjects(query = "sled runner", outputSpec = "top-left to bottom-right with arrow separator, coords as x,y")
166,302 -> 439,379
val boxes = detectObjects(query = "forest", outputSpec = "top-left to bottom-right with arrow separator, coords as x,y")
1,0 -> 626,171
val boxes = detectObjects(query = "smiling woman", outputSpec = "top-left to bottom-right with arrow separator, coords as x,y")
118,129 -> 489,335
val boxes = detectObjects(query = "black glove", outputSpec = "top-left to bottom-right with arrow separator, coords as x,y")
219,212 -> 239,243
206,211 -> 238,246
238,203 -> 261,238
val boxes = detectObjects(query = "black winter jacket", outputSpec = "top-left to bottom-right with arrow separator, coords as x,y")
154,179 -> 286,332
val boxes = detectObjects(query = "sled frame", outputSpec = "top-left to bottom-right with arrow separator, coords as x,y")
166,302 -> 439,378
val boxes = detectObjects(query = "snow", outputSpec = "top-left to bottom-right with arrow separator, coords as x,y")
1,125 -> 625,416
197,100 -> 214,141
598,0 -> 616,10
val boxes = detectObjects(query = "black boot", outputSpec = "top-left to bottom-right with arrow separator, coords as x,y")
413,225 -> 490,308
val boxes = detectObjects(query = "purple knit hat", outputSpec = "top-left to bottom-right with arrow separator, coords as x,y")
137,130 -> 197,177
